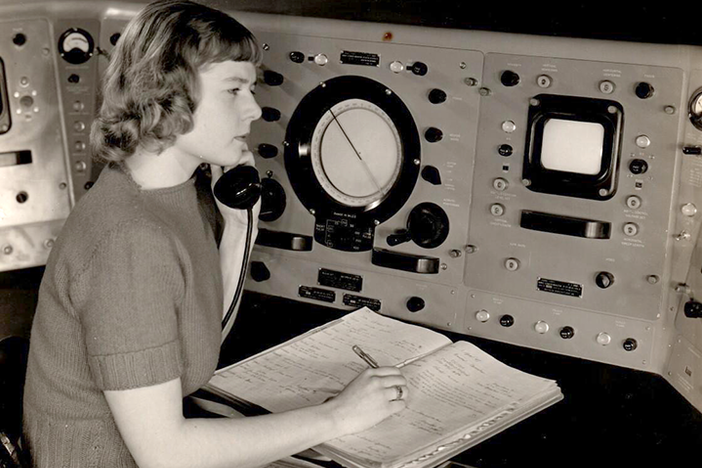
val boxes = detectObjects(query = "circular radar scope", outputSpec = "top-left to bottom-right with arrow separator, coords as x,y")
285,75 -> 420,225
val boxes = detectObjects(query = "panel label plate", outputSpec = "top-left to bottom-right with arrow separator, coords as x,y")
537,278 -> 583,298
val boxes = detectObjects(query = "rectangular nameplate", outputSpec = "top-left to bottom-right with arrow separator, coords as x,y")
318,268 -> 363,292
343,294 -> 381,312
340,50 -> 380,67
537,278 -> 583,298
299,285 -> 336,303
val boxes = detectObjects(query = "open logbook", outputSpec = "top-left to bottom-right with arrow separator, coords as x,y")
204,308 -> 563,468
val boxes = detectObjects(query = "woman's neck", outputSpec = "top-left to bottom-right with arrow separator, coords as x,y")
124,147 -> 200,189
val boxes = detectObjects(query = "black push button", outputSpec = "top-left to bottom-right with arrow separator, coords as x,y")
498,144 -> 513,157
499,315 -> 514,327
428,88 -> 447,104
629,159 -> 648,174
411,62 -> 428,76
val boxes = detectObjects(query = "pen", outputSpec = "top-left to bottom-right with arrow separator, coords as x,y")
352,345 -> 379,368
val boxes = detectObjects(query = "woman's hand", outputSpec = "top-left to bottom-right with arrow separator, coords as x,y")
323,367 -> 408,436
210,146 -> 261,229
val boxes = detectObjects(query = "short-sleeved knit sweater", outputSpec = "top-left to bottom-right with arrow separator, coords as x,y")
22,163 -> 223,467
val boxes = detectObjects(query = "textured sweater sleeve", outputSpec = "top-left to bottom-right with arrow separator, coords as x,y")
72,219 -> 186,391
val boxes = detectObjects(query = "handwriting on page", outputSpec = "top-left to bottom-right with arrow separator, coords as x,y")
328,341 -> 557,464
209,308 -> 451,412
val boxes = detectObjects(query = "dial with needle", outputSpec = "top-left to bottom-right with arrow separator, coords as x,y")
328,108 -> 388,197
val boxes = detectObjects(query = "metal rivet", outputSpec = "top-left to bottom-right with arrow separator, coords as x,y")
262,43 -> 270,51
413,159 -> 420,165
309,209 -> 316,215
608,106 -> 618,114
459,62 -> 467,69
449,249 -> 462,258
44,239 -> 54,249
373,219 -> 380,226
464,77 -> 477,86
522,179 -> 532,187
465,245 -> 477,254
664,105 -> 676,115
3,245 -> 13,255
479,87 -> 491,96
529,98 -> 540,106
59,182 -> 67,190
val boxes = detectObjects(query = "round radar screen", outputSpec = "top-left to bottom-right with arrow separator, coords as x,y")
285,76 -> 420,236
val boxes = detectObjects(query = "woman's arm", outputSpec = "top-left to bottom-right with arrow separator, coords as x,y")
105,368 -> 407,468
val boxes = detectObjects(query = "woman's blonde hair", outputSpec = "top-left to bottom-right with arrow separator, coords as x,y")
90,0 -> 262,162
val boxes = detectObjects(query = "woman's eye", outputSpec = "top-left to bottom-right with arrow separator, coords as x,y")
228,88 -> 240,95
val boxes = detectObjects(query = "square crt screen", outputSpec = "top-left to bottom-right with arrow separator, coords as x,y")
540,119 -> 605,175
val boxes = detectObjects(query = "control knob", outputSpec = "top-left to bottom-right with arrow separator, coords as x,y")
386,203 -> 450,249
635,82 -> 655,99
259,178 -> 287,222
424,127 -> 443,143
595,271 -> 615,289
407,296 -> 426,312
428,88 -> 447,104
500,70 -> 521,87
263,70 -> 284,86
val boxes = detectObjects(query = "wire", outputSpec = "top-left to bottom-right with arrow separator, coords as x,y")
221,207 -> 254,331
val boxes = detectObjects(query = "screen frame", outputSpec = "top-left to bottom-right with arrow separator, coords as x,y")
522,94 -> 624,200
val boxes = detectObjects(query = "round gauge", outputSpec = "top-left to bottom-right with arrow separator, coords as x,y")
310,98 -> 403,208
285,75 -> 420,226
58,28 -> 94,65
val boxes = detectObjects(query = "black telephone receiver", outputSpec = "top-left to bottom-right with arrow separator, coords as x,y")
213,165 -> 262,210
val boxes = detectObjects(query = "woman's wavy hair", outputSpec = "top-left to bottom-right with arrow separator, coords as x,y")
90,0 -> 262,162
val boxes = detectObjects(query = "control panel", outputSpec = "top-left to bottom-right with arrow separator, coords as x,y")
3,2 -> 702,413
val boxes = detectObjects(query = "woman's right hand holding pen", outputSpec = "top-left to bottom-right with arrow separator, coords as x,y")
323,366 -> 408,436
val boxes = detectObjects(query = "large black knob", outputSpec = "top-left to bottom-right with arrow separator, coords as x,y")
595,271 -> 615,289
411,62 -> 428,76
406,296 -> 426,312
257,143 -> 279,159
250,261 -> 271,282
500,70 -> 521,87
428,88 -> 447,104
261,107 -> 281,122
407,203 -> 450,248
629,159 -> 648,175
386,229 -> 411,247
263,70 -> 284,86
421,166 -> 442,185
560,326 -> 575,340
259,178 -> 286,222
424,127 -> 443,143
635,82 -> 655,99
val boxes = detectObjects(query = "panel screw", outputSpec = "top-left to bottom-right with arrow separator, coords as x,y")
522,179 -> 532,187
647,275 -> 659,284
440,263 -> 448,270
478,87 -> 491,96
529,98 -> 540,106
385,89 -> 392,95
413,159 -> 420,165
608,105 -> 618,114
3,245 -> 13,255
374,219 -> 380,226
44,239 -> 54,249
664,105 -> 676,115
465,245 -> 477,254
459,62 -> 467,69
309,209 -> 316,215
59,182 -> 67,190
262,43 -> 270,51
449,249 -> 462,258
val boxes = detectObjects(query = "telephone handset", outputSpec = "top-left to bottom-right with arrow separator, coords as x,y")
212,164 -> 262,334
213,165 -> 262,210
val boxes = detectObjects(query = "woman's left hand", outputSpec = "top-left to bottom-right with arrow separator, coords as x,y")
210,147 -> 261,229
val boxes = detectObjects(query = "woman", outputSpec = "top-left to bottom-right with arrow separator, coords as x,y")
22,1 -> 408,467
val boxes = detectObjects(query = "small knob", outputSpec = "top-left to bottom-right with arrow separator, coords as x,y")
635,135 -> 651,149
421,166 -> 442,185
476,310 -> 490,323
289,51 -> 305,63
534,321 -> 549,334
424,127 -> 443,143
500,70 -> 521,87
261,107 -> 281,122
12,33 -> 27,46
595,271 -> 615,289
493,178 -> 508,191
597,332 -> 612,346
250,261 -> 271,282
428,88 -> 447,104
625,196 -> 642,210
314,54 -> 328,66
68,74 -> 80,84
257,143 -> 279,159
560,326 -> 575,339
635,82 -> 655,99
389,61 -> 405,73
629,159 -> 648,175
684,300 -> 702,318
623,338 -> 638,352
499,315 -> 514,327
498,144 -> 513,157
410,62 -> 428,76
263,70 -> 284,86
407,296 -> 425,312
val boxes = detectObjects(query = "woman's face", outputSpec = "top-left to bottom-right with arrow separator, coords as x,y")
174,60 -> 262,169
